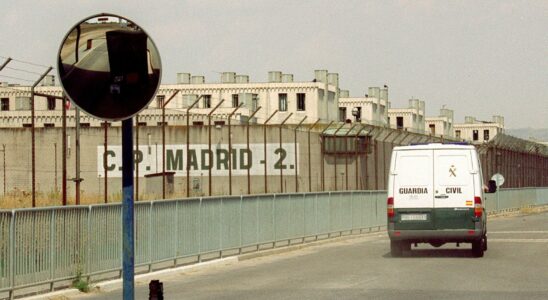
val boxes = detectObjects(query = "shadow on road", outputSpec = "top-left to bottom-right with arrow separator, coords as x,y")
382,248 -> 478,258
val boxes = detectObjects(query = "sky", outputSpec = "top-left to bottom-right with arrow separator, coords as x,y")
1,0 -> 546,129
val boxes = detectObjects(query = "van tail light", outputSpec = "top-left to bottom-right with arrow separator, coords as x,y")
474,196 -> 482,217
387,197 -> 394,219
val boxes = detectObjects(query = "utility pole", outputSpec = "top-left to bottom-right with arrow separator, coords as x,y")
228,103 -> 243,195
30,67 -> 53,207
279,113 -> 293,193
263,110 -> 278,194
75,107 -> 82,205
207,99 -> 225,196
186,96 -> 202,197
294,116 -> 307,192
162,90 -> 180,199
245,107 -> 262,194
307,119 -> 320,192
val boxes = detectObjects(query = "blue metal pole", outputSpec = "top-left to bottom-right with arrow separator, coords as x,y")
122,118 -> 135,299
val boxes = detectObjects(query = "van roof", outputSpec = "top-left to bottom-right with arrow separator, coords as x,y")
394,143 -> 476,151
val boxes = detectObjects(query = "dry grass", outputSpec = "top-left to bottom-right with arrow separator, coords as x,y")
0,190 -> 185,209
520,205 -> 548,215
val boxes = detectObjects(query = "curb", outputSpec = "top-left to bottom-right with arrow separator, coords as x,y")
92,256 -> 239,293
239,230 -> 386,261
20,288 -> 82,300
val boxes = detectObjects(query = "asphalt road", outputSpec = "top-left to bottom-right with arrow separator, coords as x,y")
73,211 -> 548,300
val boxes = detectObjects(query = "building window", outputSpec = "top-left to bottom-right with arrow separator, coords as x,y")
214,121 -> 225,126
1,98 -> 9,111
16,97 -> 31,110
338,107 -> 347,122
80,123 -> 90,128
232,94 -> 239,107
352,107 -> 361,122
202,95 -> 211,108
429,124 -> 436,135
278,93 -> 287,111
44,123 -> 55,128
483,129 -> 490,141
156,95 -> 165,108
137,122 -> 147,126
473,130 -> 479,141
47,97 -> 56,110
396,117 -> 404,129
297,93 -> 305,111
455,130 -> 461,139
193,121 -> 204,126
252,94 -> 259,111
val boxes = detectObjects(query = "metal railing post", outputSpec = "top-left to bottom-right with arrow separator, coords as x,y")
49,210 -> 55,291
103,121 -> 108,203
135,115 -> 139,201
62,95 -> 67,206
86,206 -> 91,282
9,211 -> 15,300
198,198 -> 202,262
148,202 -> 153,272
239,196 -> 243,254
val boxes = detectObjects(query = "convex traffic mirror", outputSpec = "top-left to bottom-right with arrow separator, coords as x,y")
58,14 -> 162,121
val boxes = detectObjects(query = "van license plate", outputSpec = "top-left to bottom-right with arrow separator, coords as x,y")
401,214 -> 427,221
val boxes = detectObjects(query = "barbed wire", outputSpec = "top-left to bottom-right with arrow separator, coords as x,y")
4,66 -> 46,76
0,74 -> 36,83
0,55 -> 52,69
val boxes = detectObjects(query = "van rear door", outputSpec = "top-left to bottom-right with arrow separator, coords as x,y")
433,149 -> 476,229
392,150 -> 434,229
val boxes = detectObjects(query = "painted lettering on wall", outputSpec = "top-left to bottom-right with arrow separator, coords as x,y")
97,143 -> 298,177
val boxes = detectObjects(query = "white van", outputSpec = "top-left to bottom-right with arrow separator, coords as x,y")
387,143 -> 496,257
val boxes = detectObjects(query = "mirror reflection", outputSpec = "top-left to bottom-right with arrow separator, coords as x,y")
58,15 -> 161,120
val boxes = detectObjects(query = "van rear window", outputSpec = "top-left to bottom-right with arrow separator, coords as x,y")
436,155 -> 470,186
395,155 -> 431,186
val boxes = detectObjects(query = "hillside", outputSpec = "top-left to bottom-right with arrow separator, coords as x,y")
505,128 -> 548,143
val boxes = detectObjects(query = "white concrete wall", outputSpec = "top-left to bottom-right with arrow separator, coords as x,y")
338,96 -> 388,126
0,80 -> 339,127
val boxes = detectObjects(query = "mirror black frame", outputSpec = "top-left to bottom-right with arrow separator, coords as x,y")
57,13 -> 162,121
487,180 -> 497,193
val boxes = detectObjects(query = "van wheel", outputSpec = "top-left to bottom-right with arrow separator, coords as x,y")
483,236 -> 488,251
390,241 -> 404,257
472,239 -> 484,257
